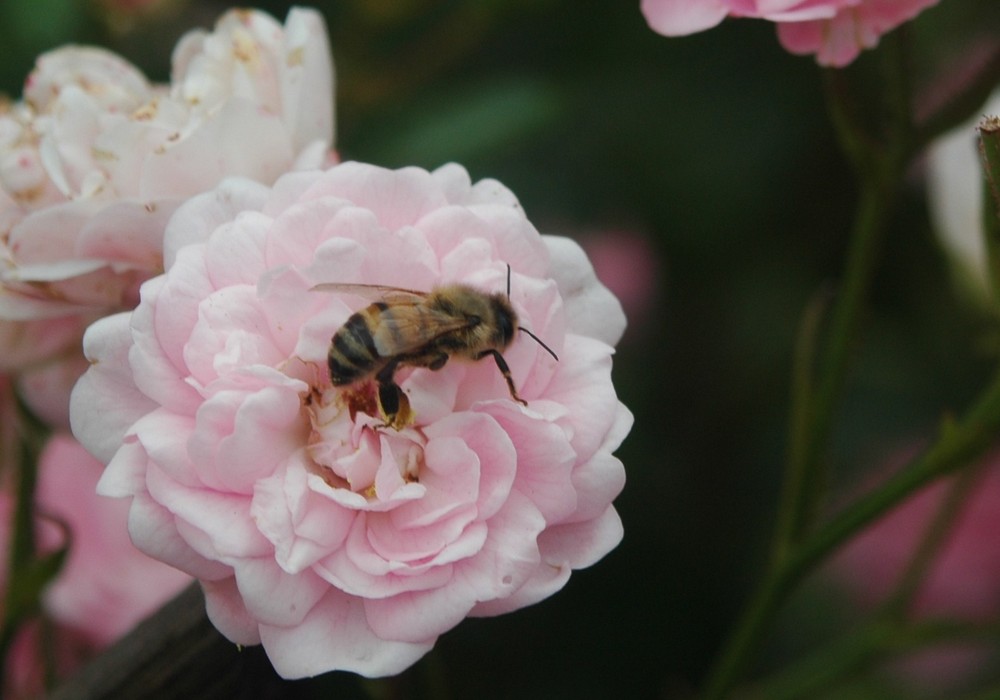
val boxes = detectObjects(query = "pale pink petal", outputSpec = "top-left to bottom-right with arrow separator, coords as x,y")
251,456 -> 356,573
97,439 -> 152,498
202,576 -> 262,645
363,583 -> 477,644
70,312 -> 157,464
641,0 -> 731,36
567,403 -> 632,522
469,563 -> 571,618
145,465 -> 272,560
537,505 -> 625,568
543,235 -> 626,346
162,178 -> 272,269
126,491 -> 236,581
777,0 -> 940,67
139,102 -> 295,200
24,46 -> 150,112
37,435 -> 192,646
538,334 -> 620,462
231,557 -> 328,627
480,402 -> 578,524
281,7 -> 336,153
460,489 -> 547,603
76,199 -> 181,270
259,590 -> 434,678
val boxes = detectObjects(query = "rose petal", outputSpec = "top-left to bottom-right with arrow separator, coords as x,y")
259,589 -> 433,678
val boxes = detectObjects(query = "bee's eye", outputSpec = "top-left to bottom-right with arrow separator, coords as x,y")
498,311 -> 515,344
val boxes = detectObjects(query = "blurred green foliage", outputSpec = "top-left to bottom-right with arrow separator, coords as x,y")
4,0 -> 1000,697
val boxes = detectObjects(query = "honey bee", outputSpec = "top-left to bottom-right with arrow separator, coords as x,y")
312,267 -> 557,429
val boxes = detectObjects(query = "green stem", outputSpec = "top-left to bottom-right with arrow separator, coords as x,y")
980,116 -> 1000,213
881,455 -> 984,622
775,291 -> 827,563
778,174 -> 894,549
791,367 -> 1000,580
747,619 -> 1000,700
776,35 -> 913,553
704,361 -> 1000,700
704,28 -> 1000,700
0,397 -> 51,695
981,117 -> 1000,307
705,35 -> 919,699
742,624 -> 892,700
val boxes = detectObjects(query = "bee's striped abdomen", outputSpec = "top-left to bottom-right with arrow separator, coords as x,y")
327,304 -> 384,385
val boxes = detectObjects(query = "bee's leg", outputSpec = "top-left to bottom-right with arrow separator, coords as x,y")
480,350 -> 527,406
403,351 -> 449,371
375,361 -> 412,429
426,352 -> 449,371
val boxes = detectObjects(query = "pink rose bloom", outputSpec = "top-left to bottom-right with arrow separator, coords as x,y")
641,0 -> 939,67
0,6 -> 335,425
829,451 -> 1000,685
71,161 -> 631,678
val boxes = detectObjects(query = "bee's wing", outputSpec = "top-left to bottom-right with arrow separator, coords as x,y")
370,305 -> 477,357
310,283 -> 428,305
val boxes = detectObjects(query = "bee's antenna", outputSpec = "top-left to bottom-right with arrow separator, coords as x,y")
520,327 -> 559,361
506,263 -> 559,361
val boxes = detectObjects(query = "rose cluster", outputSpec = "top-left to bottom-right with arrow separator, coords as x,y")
0,2 -> 633,685
0,6 -> 338,691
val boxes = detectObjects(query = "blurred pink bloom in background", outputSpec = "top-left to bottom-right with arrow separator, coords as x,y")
0,464 -> 90,699
0,7 -> 335,425
35,434 -> 193,646
0,433 -> 191,693
640,0 -> 939,67
829,451 -> 1000,685
4,620 -> 91,700
581,229 -> 660,339
72,161 -> 631,678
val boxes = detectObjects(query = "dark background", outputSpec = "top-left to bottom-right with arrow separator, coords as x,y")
3,1 -> 999,697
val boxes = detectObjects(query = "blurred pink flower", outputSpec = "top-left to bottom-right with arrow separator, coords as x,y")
71,161 -> 631,678
0,483 -> 91,700
0,6 -> 335,425
35,433 -> 193,646
829,451 -> 1000,684
581,229 -> 660,338
0,432 -> 191,694
641,0 -> 939,67
4,620 -> 92,700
